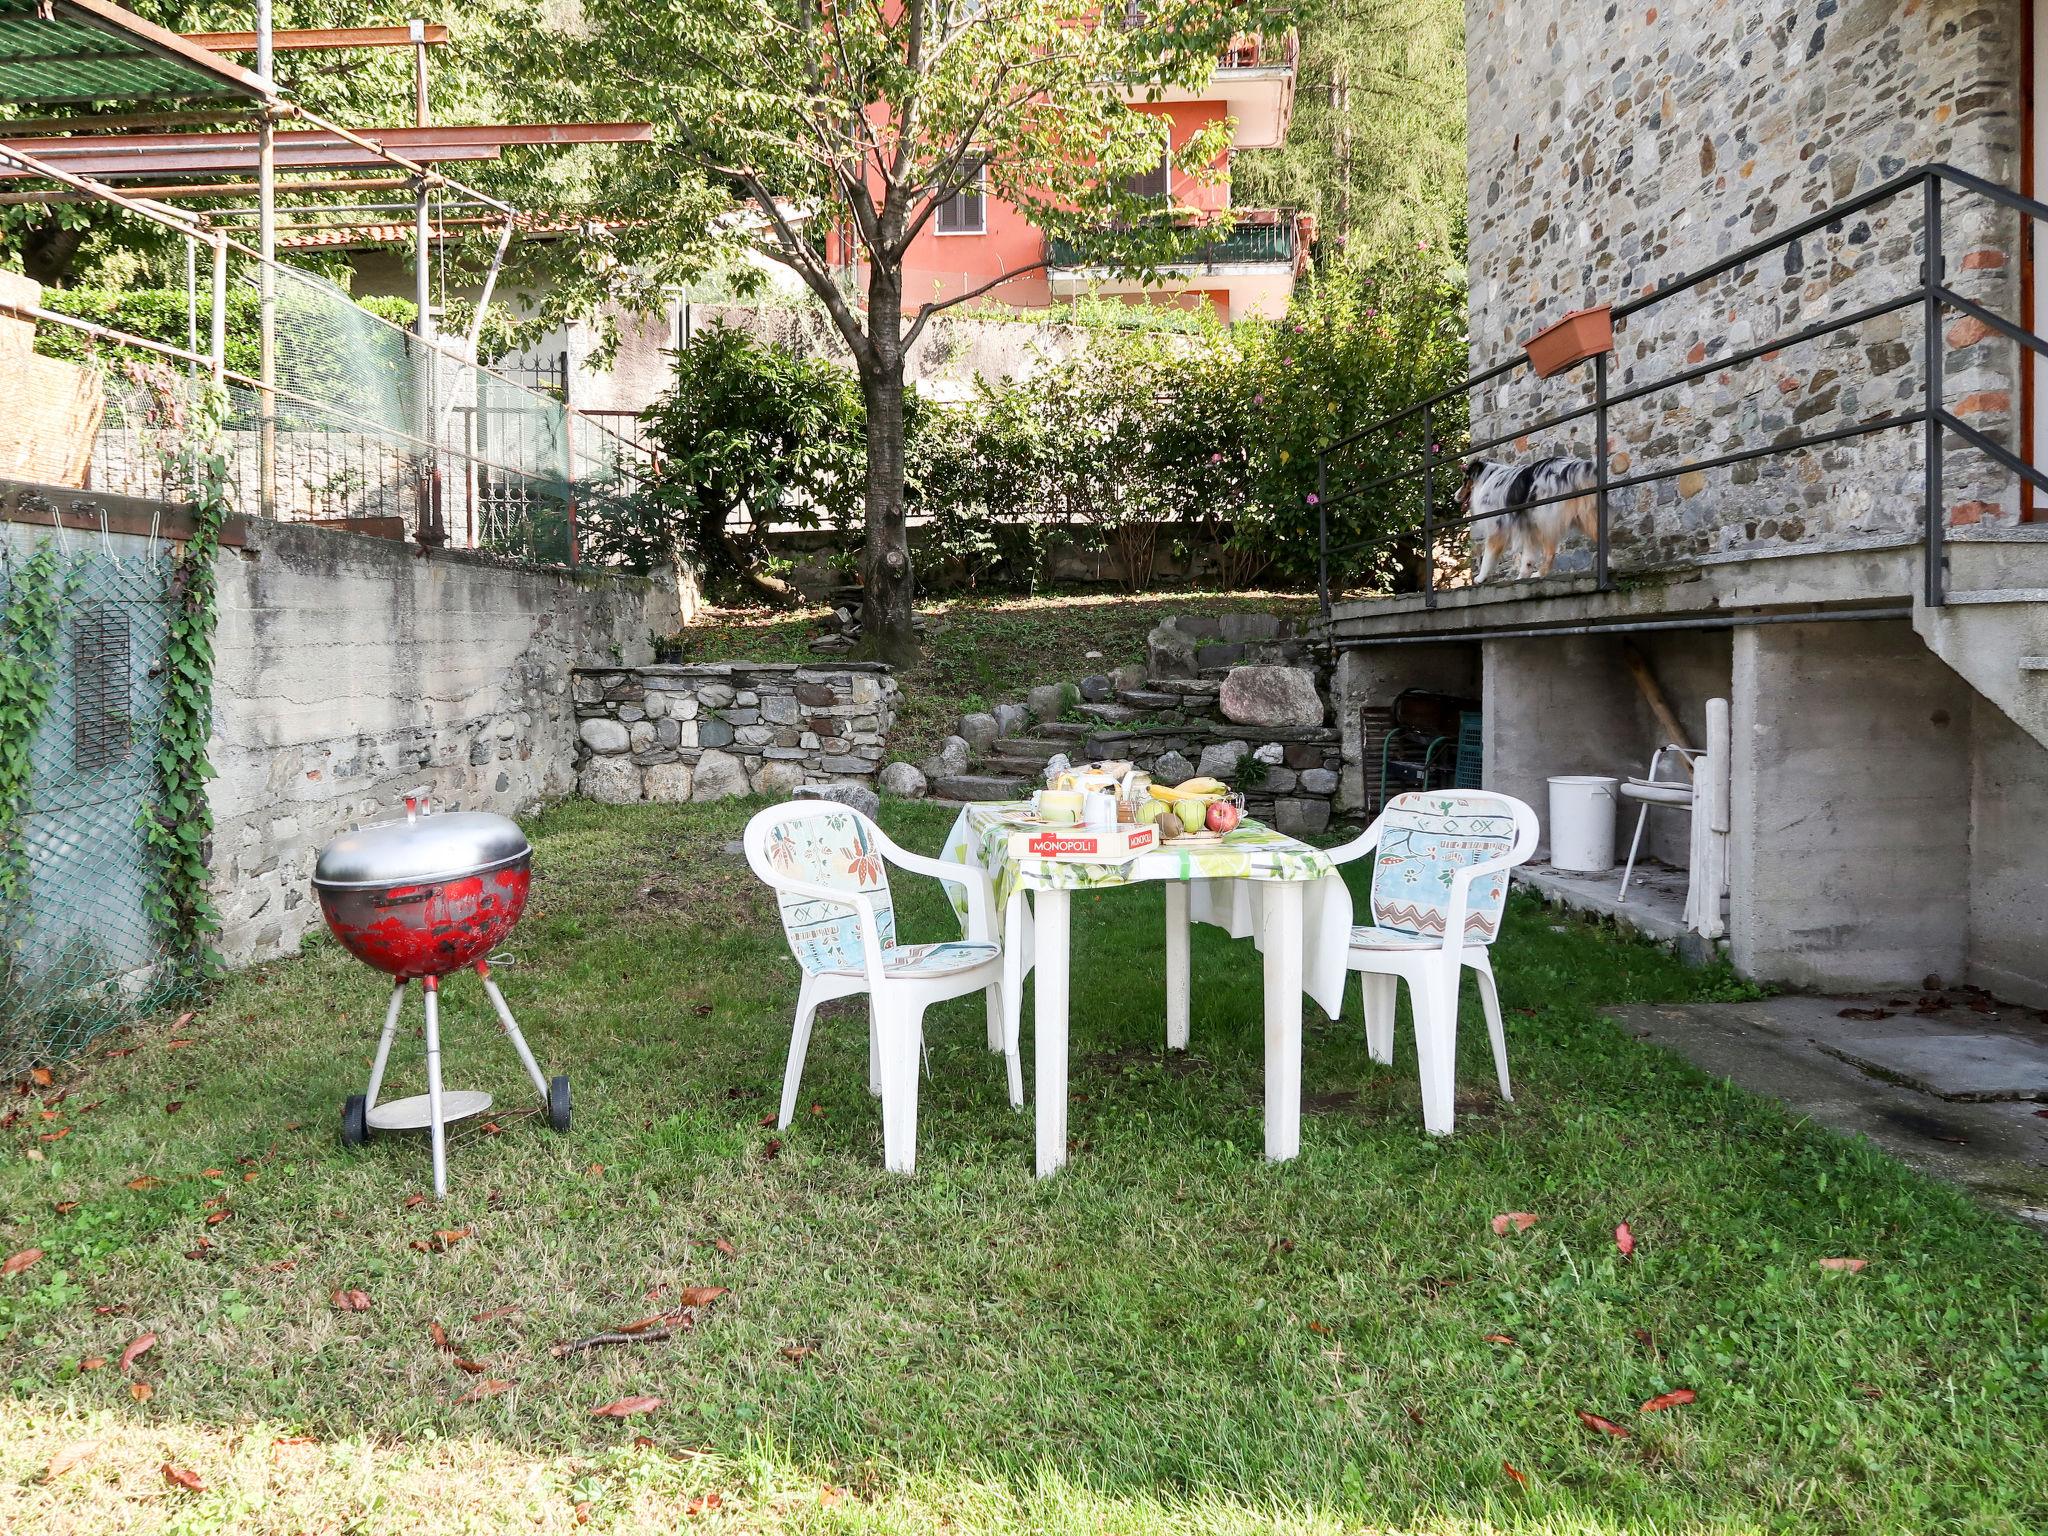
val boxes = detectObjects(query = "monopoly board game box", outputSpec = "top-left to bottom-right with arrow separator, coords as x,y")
1006,823 -> 1158,863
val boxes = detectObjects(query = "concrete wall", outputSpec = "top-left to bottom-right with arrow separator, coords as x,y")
209,521 -> 679,966
1728,618 -> 1973,988
1334,642 -> 1481,811
1464,0 -> 2027,568
1967,696 -> 2048,1007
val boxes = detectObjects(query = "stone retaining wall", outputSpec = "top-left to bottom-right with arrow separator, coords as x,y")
573,661 -> 898,803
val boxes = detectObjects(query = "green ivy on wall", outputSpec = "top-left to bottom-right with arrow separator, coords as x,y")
136,379 -> 230,984
0,542 -> 73,908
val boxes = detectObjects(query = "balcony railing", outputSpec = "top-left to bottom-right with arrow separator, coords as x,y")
1047,214 -> 1296,271
1219,27 -> 1299,70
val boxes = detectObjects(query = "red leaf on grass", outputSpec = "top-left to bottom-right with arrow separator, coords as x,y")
52,1200 -> 79,1214
411,1228 -> 472,1253
1502,1461 -> 1527,1485
781,1344 -> 815,1361
1484,1333 -> 1517,1346
29,1067 -> 52,1086
171,1011 -> 196,1032
126,1176 -> 161,1191
1818,1257 -> 1867,1273
129,1381 -> 153,1402
119,1331 -> 157,1373
1641,1389 -> 1696,1413
616,1315 -> 670,1335
712,1237 -> 736,1258
402,1195 -> 426,1210
1491,1212 -> 1538,1235
1615,1223 -> 1635,1257
204,1209 -> 231,1226
820,1486 -> 846,1508
166,1039 -> 197,1051
453,1357 -> 488,1374
676,1286 -> 726,1308
161,1463 -> 204,1492
39,1127 -> 71,1143
2,1248 -> 42,1278
330,1289 -> 371,1311
685,1492 -> 722,1516
470,1305 -> 520,1323
163,1102 -> 183,1115
591,1395 -> 663,1418
428,1321 -> 453,1353
104,1047 -> 139,1059
79,1356 -> 107,1371
453,1378 -> 514,1404
1576,1410 -> 1630,1438
761,1138 -> 782,1161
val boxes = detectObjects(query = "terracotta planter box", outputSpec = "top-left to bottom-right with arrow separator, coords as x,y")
1523,304 -> 1613,378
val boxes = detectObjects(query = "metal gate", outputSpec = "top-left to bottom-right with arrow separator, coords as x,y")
1,524 -> 179,1078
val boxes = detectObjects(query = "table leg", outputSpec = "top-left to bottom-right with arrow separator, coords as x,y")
1033,886 -> 1071,1177
1164,879 -> 1190,1050
1261,880 -> 1304,1163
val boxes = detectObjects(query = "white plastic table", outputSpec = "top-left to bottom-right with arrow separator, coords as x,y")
940,803 -> 1353,1176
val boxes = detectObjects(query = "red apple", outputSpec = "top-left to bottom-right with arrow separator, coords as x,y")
1206,799 -> 1242,834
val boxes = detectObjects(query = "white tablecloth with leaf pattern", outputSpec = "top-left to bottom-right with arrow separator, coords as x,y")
938,802 -> 1353,1018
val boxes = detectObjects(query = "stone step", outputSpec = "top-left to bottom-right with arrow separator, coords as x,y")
1118,688 -> 1216,714
979,756 -> 1056,781
933,773 -> 1030,802
1033,720 -> 1091,740
989,737 -> 1068,762
1077,701 -> 1171,726
1147,678 -> 1222,697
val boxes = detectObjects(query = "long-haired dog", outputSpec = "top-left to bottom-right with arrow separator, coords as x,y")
1458,456 -> 1600,582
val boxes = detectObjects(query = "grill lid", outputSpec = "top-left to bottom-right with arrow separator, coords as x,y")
313,810 -> 530,890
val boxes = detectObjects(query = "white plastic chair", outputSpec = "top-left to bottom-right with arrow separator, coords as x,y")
1617,744 -> 1700,903
1327,790 -> 1539,1136
743,800 -> 1012,1173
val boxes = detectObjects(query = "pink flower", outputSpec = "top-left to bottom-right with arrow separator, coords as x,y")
1210,452 -> 1224,463
1252,393 -> 1265,405
1306,493 -> 1320,505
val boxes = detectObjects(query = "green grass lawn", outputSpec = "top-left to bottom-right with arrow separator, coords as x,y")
2,798 -> 2043,1534
662,591 -> 1320,760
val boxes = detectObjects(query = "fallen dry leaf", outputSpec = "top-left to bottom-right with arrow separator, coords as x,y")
1616,1223 -> 1635,1257
820,1486 -> 846,1508
104,1047 -> 139,1059
616,1315 -> 670,1335
1484,1333 -> 1517,1346
685,1492 -> 722,1515
780,1344 -> 815,1361
676,1286 -> 726,1308
428,1321 -> 453,1353
204,1209 -> 231,1226
1641,1389 -> 1697,1413
453,1378 -> 514,1404
119,1331 -> 157,1373
1818,1257 -> 1868,1273
453,1357 -> 488,1374
403,1194 -> 426,1210
29,1067 -> 52,1087
129,1382 -> 153,1402
1577,1410 -> 1630,1439
411,1228 -> 472,1254
161,1463 -> 205,1492
585,1163 -> 605,1177
126,1176 -> 162,1191
79,1356 -> 106,1371
163,1102 -> 183,1115
331,1289 -> 371,1312
591,1395 -> 664,1418
39,1127 -> 71,1143
2,1248 -> 42,1278
1491,1212 -> 1539,1236
172,1011 -> 196,1032
1502,1461 -> 1527,1486
712,1237 -> 736,1258
761,1137 -> 782,1161
470,1305 -> 520,1323
44,1440 -> 100,1480
166,1040 -> 197,1051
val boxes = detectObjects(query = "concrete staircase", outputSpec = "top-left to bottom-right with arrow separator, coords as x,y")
1915,529 -> 2048,751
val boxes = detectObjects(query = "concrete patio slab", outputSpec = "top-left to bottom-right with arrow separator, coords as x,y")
1823,1031 -> 2048,1102
1606,993 -> 2048,1226
1520,857 -> 1720,949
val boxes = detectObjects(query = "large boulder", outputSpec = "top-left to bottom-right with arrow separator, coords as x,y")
1146,621 -> 1198,680
919,735 -> 969,780
992,702 -> 1030,737
879,761 -> 929,799
642,761 -> 695,802
795,780 -> 881,821
1218,666 -> 1324,729
957,711 -> 1000,755
578,717 -> 629,754
1027,682 -> 1073,725
690,749 -> 752,802
1078,673 -> 1114,703
752,760 -> 807,797
579,755 -> 642,804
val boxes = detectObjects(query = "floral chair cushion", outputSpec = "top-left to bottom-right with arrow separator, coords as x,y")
1368,792 -> 1519,946
1348,925 -> 1444,951
763,810 -> 899,973
820,940 -> 998,980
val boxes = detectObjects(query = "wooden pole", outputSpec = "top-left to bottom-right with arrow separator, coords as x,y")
1620,641 -> 1694,780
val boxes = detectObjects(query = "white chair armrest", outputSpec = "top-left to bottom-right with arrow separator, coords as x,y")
899,848 -> 1000,944
1323,809 -> 1387,868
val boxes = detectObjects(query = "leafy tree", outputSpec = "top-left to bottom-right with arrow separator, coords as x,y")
1231,0 -> 1465,268
532,0 -> 1246,663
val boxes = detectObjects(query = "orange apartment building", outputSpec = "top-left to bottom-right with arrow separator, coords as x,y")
857,24 -> 1304,323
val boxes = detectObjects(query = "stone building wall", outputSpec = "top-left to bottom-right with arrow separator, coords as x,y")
1465,0 -> 2027,569
573,662 -> 898,803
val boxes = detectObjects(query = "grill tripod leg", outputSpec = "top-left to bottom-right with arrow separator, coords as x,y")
475,960 -> 551,1104
421,975 -> 448,1200
364,980 -> 407,1110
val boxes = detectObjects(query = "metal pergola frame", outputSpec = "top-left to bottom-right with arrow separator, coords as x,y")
0,2 -> 648,543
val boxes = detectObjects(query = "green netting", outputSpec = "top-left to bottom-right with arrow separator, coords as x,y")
1,523 -> 180,1080
0,3 -> 265,107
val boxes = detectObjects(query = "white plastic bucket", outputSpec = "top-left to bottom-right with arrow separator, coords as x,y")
1547,775 -> 1619,872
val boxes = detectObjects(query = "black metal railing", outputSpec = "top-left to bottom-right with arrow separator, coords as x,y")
1314,163 -> 2048,619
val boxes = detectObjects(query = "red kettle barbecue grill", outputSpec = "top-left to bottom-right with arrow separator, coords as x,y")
312,793 -> 569,1197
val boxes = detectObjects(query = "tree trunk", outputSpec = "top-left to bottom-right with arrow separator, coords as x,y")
19,218 -> 87,286
857,290 -> 918,667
